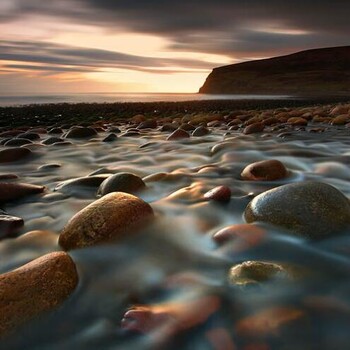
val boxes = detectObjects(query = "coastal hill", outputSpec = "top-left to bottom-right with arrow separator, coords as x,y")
199,46 -> 350,95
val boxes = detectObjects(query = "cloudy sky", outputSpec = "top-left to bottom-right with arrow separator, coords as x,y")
0,0 -> 349,94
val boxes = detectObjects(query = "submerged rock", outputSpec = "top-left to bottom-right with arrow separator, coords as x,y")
0,252 -> 78,337
0,148 -> 32,163
167,129 -> 190,140
241,159 -> 288,181
0,212 -> 24,239
59,192 -> 154,250
244,181 -> 350,238
98,173 -> 146,196
228,261 -> 286,285
0,182 -> 45,203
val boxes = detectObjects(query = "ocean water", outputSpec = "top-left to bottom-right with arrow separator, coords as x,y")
0,92 -> 291,107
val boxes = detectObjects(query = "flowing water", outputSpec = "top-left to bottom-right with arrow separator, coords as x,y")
1,120 -> 350,349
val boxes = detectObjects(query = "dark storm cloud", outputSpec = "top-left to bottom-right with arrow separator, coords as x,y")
1,0 -> 350,60
0,40 -> 214,74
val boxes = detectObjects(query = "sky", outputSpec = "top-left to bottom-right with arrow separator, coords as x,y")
0,0 -> 349,94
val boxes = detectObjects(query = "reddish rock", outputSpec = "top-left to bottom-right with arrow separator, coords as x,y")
0,252 -> 78,337
192,126 -> 210,136
167,129 -> 190,140
331,115 -> 349,125
241,159 -> 288,181
0,147 -> 32,163
0,182 -> 45,203
287,117 -> 308,126
59,192 -> 154,250
204,186 -> 231,202
243,122 -> 264,134
137,120 -> 157,129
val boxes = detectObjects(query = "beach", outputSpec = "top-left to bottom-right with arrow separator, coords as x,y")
1,98 -> 350,349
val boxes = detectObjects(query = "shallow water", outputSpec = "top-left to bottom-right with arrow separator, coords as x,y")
1,121 -> 350,349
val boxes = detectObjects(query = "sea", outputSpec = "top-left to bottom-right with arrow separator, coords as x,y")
0,92 -> 291,107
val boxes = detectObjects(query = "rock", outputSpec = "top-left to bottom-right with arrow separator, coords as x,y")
98,173 -> 146,196
213,224 -> 266,247
0,182 -> 45,203
55,175 -> 109,195
160,124 -> 177,132
0,148 -> 32,163
137,120 -> 157,129
102,133 -> 118,142
244,181 -> 350,238
59,192 -> 154,250
41,137 -> 64,145
17,132 -> 40,140
241,159 -> 288,181
4,138 -> 33,147
0,252 -> 78,336
204,186 -> 231,202
243,122 -> 264,134
64,127 -> 98,139
330,105 -> 350,116
192,126 -> 210,136
0,174 -> 18,180
0,213 -> 24,239
48,127 -> 63,134
287,117 -> 308,126
331,115 -> 349,125
228,261 -> 286,286
167,129 -> 190,140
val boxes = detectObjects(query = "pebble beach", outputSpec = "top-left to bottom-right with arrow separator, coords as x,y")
1,99 -> 350,349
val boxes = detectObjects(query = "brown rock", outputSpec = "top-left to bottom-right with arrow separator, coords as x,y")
331,114 -> 349,125
192,126 -> 210,136
0,252 -> 78,337
287,117 -> 308,126
243,122 -> 264,134
0,213 -> 24,239
241,159 -> 288,181
59,192 -> 154,250
0,147 -> 32,163
204,186 -> 231,202
167,129 -> 190,140
0,182 -> 45,203
64,127 -> 97,139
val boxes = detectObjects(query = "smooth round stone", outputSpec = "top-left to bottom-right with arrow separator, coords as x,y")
98,173 -> 146,196
0,174 -> 18,180
241,159 -> 288,181
41,137 -> 64,145
59,192 -> 154,250
228,261 -> 286,285
160,124 -> 177,132
244,181 -> 350,238
0,182 -> 45,203
17,132 -> 40,140
48,127 -> 63,134
0,252 -> 78,336
137,120 -> 157,129
64,127 -> 98,139
167,129 -> 190,140
0,147 -> 32,163
102,133 -> 118,142
243,122 -> 264,134
204,186 -> 231,202
192,126 -> 210,136
55,175 -> 109,195
4,138 -> 33,147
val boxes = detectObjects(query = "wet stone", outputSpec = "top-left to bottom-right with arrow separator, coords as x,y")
59,192 -> 154,250
167,129 -> 190,140
64,127 -> 98,139
0,252 -> 78,337
0,182 -> 45,203
244,181 -> 350,238
98,172 -> 146,196
0,148 -> 32,163
204,186 -> 231,202
241,159 -> 288,181
0,212 -> 24,239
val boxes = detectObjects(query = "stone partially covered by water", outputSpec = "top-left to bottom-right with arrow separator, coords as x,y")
98,173 -> 146,196
241,159 -> 288,181
0,252 -> 78,337
244,181 -> 350,238
59,192 -> 154,250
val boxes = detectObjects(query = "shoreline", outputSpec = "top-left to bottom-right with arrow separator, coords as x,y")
1,96 -> 350,128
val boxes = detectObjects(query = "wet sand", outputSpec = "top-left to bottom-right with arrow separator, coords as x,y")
1,100 -> 350,349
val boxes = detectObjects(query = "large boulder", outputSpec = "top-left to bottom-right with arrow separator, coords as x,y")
0,252 -> 78,337
244,181 -> 350,238
59,192 -> 154,250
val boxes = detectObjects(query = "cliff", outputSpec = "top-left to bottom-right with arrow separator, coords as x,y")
199,46 -> 350,95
